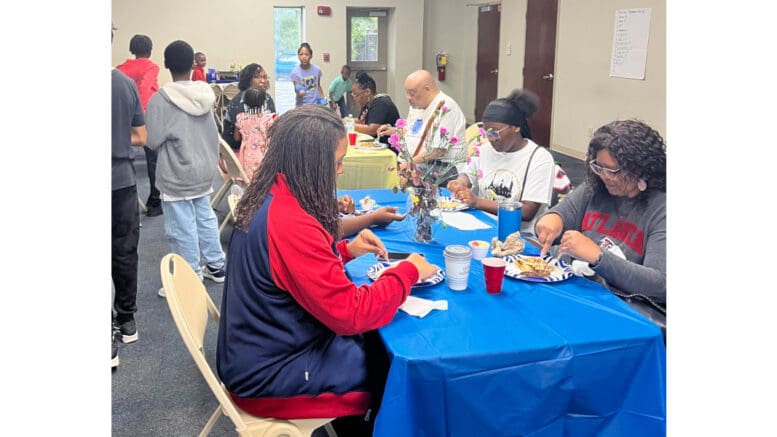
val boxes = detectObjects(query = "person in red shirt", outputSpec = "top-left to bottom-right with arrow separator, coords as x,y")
116,34 -> 162,216
191,51 -> 207,82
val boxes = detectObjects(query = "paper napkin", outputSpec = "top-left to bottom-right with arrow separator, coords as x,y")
440,212 -> 491,230
399,296 -> 448,318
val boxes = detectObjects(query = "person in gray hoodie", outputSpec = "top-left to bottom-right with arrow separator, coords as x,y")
146,40 -> 226,288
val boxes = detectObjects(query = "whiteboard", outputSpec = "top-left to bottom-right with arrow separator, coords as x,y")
609,8 -> 652,80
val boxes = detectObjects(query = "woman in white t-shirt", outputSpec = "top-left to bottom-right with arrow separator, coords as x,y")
447,89 -> 554,234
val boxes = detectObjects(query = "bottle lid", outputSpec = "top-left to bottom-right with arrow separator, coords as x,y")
498,200 -> 522,211
444,245 -> 472,259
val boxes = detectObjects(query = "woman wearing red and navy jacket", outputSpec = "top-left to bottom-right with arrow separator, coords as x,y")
216,105 -> 437,435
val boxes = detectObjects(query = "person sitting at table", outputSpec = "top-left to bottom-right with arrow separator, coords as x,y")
351,71 -> 400,147
233,87 -> 276,178
376,70 -> 466,184
446,89 -> 554,235
216,105 -> 437,436
337,194 -> 406,237
222,63 -> 276,152
534,119 -> 666,310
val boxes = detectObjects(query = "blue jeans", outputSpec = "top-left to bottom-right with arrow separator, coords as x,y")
161,195 -> 225,278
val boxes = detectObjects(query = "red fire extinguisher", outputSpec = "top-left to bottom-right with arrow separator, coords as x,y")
436,52 -> 448,81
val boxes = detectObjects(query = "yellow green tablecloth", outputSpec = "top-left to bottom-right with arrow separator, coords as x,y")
337,145 -> 400,189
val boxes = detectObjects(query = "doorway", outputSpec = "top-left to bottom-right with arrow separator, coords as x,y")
474,4 -> 501,122
347,8 -> 389,117
522,0 -> 558,147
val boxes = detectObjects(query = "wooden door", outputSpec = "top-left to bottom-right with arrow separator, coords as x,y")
475,5 -> 501,121
522,0 -> 558,147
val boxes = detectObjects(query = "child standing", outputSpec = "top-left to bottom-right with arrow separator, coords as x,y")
146,40 -> 226,287
328,64 -> 352,117
290,42 -> 324,107
234,87 -> 276,179
191,51 -> 207,82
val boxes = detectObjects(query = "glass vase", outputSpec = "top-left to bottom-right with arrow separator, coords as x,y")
407,185 -> 440,243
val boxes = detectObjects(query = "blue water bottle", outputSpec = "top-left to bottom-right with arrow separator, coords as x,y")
497,200 -> 522,241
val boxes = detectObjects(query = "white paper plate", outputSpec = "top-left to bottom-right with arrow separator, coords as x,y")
367,262 -> 445,287
503,254 -> 573,283
437,196 -> 469,212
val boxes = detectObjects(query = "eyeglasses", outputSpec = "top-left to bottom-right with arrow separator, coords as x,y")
351,89 -> 367,98
256,75 -> 270,81
588,160 -> 622,177
486,126 -> 510,141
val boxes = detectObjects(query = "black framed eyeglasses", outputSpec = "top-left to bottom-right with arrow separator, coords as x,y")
588,160 -> 622,177
486,126 -> 510,141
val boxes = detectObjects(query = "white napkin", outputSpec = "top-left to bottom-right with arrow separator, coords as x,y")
571,260 -> 596,277
440,212 -> 492,230
399,296 -> 448,318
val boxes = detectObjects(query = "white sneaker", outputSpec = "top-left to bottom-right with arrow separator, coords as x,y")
158,287 -> 166,298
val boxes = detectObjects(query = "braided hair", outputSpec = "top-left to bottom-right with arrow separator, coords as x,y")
353,70 -> 377,94
234,106 -> 346,239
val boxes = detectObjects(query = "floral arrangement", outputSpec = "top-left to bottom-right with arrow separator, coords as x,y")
386,106 -> 485,241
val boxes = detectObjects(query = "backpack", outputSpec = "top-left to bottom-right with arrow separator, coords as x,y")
551,164 -> 574,206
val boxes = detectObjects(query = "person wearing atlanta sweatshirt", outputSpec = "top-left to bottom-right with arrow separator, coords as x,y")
535,119 -> 666,306
216,105 -> 437,436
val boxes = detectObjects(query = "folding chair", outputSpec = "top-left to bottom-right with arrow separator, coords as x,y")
160,253 -> 336,437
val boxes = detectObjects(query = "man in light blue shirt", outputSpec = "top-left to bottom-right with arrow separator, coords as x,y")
328,65 -> 352,117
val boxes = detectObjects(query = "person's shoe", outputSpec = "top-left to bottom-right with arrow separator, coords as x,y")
112,326 -> 120,368
146,204 -> 163,217
158,287 -> 166,298
116,317 -> 138,343
203,264 -> 226,283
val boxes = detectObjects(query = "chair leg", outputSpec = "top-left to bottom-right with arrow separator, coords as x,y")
212,180 -> 232,209
218,210 -> 233,234
199,406 -> 223,437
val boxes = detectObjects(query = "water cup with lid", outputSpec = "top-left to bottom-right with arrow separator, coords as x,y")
443,245 -> 472,291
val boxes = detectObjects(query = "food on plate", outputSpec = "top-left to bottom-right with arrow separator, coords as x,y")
512,256 -> 554,278
357,140 -> 380,148
490,232 -> 525,257
438,198 -> 464,210
359,195 -> 376,210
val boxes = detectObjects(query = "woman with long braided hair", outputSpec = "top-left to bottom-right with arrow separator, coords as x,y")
218,105 -> 437,436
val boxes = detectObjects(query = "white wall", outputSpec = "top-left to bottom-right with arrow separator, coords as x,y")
111,0 -> 425,116
113,0 -> 665,159
423,0 -> 665,159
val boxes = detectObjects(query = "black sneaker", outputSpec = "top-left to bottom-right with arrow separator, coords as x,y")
146,205 -> 163,217
117,317 -> 138,343
112,325 -> 120,368
203,264 -> 226,283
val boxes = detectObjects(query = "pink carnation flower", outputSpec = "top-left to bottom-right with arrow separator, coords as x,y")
395,119 -> 407,129
439,126 -> 448,136
449,136 -> 459,145
441,106 -> 449,113
479,128 -> 487,138
466,155 -> 472,164
388,133 -> 400,146
477,169 -> 483,179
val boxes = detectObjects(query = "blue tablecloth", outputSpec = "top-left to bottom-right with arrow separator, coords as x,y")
340,189 -> 666,437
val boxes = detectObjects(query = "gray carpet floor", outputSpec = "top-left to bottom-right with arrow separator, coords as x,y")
111,146 -> 585,436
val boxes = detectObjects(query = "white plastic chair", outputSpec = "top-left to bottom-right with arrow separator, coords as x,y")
160,253 -> 336,437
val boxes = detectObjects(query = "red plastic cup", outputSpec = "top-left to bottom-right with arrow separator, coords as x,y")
348,132 -> 358,146
482,257 -> 507,294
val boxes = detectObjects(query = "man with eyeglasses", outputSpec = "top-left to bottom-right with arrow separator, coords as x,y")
377,70 -> 466,184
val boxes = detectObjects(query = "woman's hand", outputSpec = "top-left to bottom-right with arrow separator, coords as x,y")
347,229 -> 387,259
452,187 -> 478,208
405,253 -> 438,281
369,207 -> 406,226
558,231 -> 602,265
534,213 -> 564,257
376,124 -> 395,138
446,179 -> 467,194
